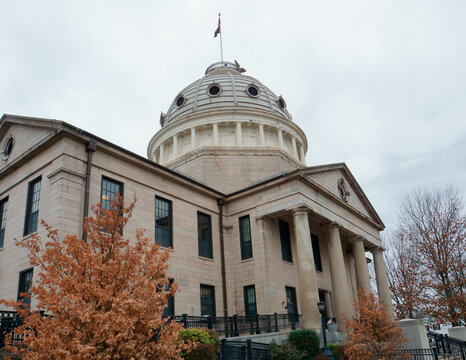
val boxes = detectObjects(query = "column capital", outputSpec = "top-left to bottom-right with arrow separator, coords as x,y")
370,246 -> 386,255
347,235 -> 365,244
291,206 -> 311,217
322,221 -> 340,231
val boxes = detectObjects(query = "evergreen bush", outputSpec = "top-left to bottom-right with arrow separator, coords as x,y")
287,329 -> 320,360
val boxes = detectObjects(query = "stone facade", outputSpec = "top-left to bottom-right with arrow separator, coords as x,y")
0,62 -> 393,332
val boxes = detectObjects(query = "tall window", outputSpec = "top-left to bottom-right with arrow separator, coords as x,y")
239,215 -> 253,260
101,176 -> 123,210
18,268 -> 33,308
285,286 -> 298,322
200,284 -> 216,316
155,196 -> 172,248
243,285 -> 257,316
279,220 -> 292,262
24,177 -> 41,236
0,197 -> 8,248
198,212 -> 212,259
311,233 -> 322,272
162,279 -> 175,318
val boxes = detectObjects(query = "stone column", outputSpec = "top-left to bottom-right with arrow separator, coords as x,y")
172,134 -> 178,158
299,144 -> 305,163
371,247 -> 394,319
324,291 -> 334,319
213,123 -> 219,146
258,124 -> 265,146
159,143 -> 165,164
326,223 -> 353,331
236,122 -> 242,146
291,137 -> 298,158
191,128 -> 196,150
292,208 -> 321,330
350,236 -> 371,293
278,129 -> 284,149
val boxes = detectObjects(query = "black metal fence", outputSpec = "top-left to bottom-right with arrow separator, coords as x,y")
219,339 -> 270,360
427,330 -> 466,360
175,313 -> 301,338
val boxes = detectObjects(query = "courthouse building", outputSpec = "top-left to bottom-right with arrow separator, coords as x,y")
0,61 -> 393,331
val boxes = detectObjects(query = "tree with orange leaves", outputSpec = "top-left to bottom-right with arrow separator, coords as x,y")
345,288 -> 409,360
0,197 -> 192,359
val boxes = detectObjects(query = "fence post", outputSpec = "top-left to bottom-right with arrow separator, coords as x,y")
221,338 -> 227,360
255,314 -> 261,334
274,313 -> 279,332
208,315 -> 213,330
233,314 -> 239,337
182,313 -> 187,329
246,339 -> 252,360
291,313 -> 296,330
432,346 -> 439,360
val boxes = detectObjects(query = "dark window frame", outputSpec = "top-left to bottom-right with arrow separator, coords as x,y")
239,215 -> 253,260
311,233 -> 323,272
100,176 -> 124,210
0,196 -> 8,248
285,286 -> 298,322
243,284 -> 257,316
17,268 -> 33,308
197,211 -> 213,259
279,220 -> 293,263
200,284 -> 216,317
155,195 -> 173,248
24,176 -> 42,236
162,278 -> 175,318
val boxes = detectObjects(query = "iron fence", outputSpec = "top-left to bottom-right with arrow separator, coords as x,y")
219,339 -> 270,360
427,330 -> 466,360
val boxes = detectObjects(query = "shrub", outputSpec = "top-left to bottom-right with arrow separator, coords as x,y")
328,344 -> 348,360
287,329 -> 320,359
178,328 -> 219,359
269,340 -> 306,360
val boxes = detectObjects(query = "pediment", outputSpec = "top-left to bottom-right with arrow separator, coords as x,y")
300,163 -> 384,229
0,114 -> 64,172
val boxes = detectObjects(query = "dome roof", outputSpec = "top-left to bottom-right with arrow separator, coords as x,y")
160,61 -> 292,127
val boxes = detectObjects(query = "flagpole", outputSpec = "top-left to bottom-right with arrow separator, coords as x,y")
219,13 -> 224,64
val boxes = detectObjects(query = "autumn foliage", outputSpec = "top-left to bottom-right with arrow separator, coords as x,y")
0,197 -> 192,359
344,288 -> 408,360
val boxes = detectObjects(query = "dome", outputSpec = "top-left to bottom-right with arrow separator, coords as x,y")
147,61 -> 308,193
160,61 -> 292,127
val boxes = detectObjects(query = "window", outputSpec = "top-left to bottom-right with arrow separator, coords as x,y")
0,197 -> 8,248
155,196 -> 172,248
18,268 -> 33,308
162,279 -> 175,318
24,177 -> 41,236
279,220 -> 292,262
200,284 -> 216,317
243,285 -> 257,316
198,212 -> 212,259
239,215 -> 253,260
285,286 -> 298,322
101,176 -> 123,210
311,233 -> 322,272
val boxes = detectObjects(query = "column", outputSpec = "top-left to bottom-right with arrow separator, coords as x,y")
159,143 -> 165,164
299,144 -> 305,164
371,247 -> 394,319
213,123 -> 219,146
172,134 -> 178,158
324,291 -> 334,319
326,223 -> 353,331
278,129 -> 284,149
191,128 -> 196,150
236,122 -> 242,146
291,137 -> 298,158
292,208 -> 321,330
350,236 -> 371,293
259,124 -> 265,146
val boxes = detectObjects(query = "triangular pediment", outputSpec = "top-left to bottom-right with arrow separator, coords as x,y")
300,163 -> 384,229
0,114 -> 64,172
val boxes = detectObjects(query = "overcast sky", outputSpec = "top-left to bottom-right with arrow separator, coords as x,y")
1,0 -> 465,231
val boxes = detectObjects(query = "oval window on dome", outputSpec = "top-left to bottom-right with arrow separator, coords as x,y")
247,85 -> 259,97
175,95 -> 185,107
278,96 -> 287,109
208,84 -> 222,97
2,136 -> 14,159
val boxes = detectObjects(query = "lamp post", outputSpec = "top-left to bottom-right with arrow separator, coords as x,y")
318,301 -> 334,359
